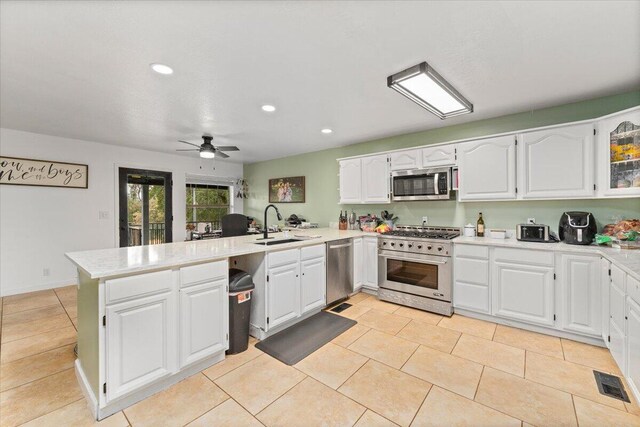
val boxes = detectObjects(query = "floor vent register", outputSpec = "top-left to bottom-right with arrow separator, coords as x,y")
594,370 -> 631,402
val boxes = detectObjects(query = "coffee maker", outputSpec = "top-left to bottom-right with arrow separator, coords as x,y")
558,212 -> 597,245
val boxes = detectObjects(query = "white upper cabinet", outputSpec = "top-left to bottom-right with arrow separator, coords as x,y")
422,145 -> 457,167
361,154 -> 390,203
458,135 -> 517,201
518,124 -> 595,199
390,150 -> 422,171
596,107 -> 640,197
338,159 -> 362,204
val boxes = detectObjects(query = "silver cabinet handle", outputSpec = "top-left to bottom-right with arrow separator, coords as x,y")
378,254 -> 448,265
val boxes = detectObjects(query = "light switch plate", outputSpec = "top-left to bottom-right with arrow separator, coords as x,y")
422,216 -> 429,226
99,211 -> 109,220
527,217 -> 536,224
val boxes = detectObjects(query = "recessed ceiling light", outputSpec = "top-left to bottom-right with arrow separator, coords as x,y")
321,128 -> 333,134
150,63 -> 173,75
388,62 -> 473,119
261,105 -> 276,112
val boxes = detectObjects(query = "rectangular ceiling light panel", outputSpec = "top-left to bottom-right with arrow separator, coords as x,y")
387,62 -> 473,119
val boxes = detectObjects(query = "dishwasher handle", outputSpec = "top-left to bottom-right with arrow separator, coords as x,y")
328,242 -> 352,249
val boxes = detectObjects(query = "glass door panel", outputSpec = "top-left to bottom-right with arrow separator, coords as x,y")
386,259 -> 439,290
609,120 -> 640,190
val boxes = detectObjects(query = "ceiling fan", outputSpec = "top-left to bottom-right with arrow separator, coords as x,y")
176,135 -> 239,159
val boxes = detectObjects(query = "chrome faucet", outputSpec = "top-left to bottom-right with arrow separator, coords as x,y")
262,204 -> 283,240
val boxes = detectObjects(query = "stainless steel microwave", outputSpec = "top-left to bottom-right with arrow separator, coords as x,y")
391,167 -> 453,201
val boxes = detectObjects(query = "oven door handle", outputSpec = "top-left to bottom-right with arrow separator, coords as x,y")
378,253 -> 448,265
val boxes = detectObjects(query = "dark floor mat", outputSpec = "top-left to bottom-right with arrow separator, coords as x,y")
330,302 -> 352,313
255,311 -> 356,365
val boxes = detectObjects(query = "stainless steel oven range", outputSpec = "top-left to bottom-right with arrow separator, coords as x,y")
377,225 -> 460,316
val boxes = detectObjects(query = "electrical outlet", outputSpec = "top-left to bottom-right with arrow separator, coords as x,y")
43,268 -> 50,277
422,216 -> 429,226
527,218 -> 536,224
99,211 -> 109,220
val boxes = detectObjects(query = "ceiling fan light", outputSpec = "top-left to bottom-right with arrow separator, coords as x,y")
387,62 -> 473,119
200,150 -> 215,159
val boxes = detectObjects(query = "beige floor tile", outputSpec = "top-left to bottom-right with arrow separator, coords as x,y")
0,344 -> 76,392
187,398 -> 262,427
475,367 -> 577,427
358,296 -> 401,313
393,306 -> 443,325
339,360 -> 431,427
452,334 -> 525,377
332,323 -> 370,347
215,353 -> 306,414
124,373 -> 228,427
348,329 -> 418,369
412,386 -> 521,427
354,410 -> 397,427
202,342 -> 262,380
0,368 -> 83,427
402,345 -> 483,399
573,395 -> 640,427
348,292 -> 371,304
337,304 -> 371,320
3,290 -> 60,315
295,342 -> 367,389
0,326 -> 76,364
627,398 -> 640,416
561,338 -> 622,374
437,314 -> 496,340
1,313 -> 73,343
22,399 -> 128,427
1,304 -> 66,327
396,320 -> 460,353
524,351 -> 626,411
356,309 -> 411,335
257,377 -> 365,427
493,325 -> 564,359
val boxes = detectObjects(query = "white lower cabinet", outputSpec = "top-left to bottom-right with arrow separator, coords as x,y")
300,256 -> 326,314
626,297 -> 640,397
352,237 -> 364,291
557,254 -> 601,337
454,245 -> 490,313
106,291 -> 176,402
179,279 -> 228,368
363,236 -> 378,290
609,265 -> 627,371
267,261 -> 301,329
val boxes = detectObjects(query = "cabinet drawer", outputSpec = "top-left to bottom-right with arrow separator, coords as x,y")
106,270 -> 173,304
611,264 -> 626,292
493,247 -> 554,266
454,282 -> 490,313
455,257 -> 488,285
300,244 -> 326,261
180,260 -> 228,288
268,248 -> 299,268
628,274 -> 640,306
455,244 -> 488,259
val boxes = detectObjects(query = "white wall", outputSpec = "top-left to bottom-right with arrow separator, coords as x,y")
0,128 -> 243,296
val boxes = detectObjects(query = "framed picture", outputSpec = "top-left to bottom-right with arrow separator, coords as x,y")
268,176 -> 305,203
0,156 -> 88,189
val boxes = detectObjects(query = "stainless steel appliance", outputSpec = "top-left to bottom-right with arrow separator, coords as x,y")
516,224 -> 557,242
559,211 -> 597,245
391,167 -> 453,201
326,239 -> 353,305
378,225 -> 460,316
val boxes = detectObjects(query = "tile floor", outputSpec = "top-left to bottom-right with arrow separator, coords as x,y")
1,288 -> 640,426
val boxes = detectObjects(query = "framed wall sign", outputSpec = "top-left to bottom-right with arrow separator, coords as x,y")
0,156 -> 88,189
268,176 -> 305,203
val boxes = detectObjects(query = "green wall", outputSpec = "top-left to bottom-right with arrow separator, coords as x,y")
244,91 -> 640,231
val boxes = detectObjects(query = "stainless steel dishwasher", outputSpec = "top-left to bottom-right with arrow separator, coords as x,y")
326,238 -> 353,306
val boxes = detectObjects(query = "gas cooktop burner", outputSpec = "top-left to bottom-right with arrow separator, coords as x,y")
383,225 -> 461,240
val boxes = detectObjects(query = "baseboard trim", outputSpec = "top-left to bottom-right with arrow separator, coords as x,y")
1,280 -> 76,297
75,360 -> 98,420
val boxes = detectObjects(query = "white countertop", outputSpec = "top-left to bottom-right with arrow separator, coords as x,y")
66,228 -> 373,279
454,235 -> 640,280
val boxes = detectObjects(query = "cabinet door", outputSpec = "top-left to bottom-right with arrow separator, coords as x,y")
609,271 -> 626,372
422,145 -> 456,167
596,107 -> 640,197
454,256 -> 490,313
339,159 -> 362,203
458,135 -> 517,200
301,256 -> 326,314
558,254 -> 601,337
363,237 -> 378,289
390,150 -> 422,170
361,155 -> 390,203
519,124 -> 594,199
267,262 -> 300,329
106,291 -> 176,402
601,258 -> 611,344
353,237 -> 364,291
492,262 -> 554,326
179,279 -> 228,368
626,298 -> 640,399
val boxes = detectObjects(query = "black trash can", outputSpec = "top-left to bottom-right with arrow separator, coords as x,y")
227,268 -> 255,354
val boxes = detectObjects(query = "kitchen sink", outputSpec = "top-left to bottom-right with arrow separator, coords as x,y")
254,238 -> 303,246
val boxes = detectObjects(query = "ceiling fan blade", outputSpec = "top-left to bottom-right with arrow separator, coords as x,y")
176,149 -> 200,152
215,151 -> 230,158
214,146 -> 239,151
178,140 -> 202,148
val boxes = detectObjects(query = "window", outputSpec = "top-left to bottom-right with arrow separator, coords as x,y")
186,183 -> 231,231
